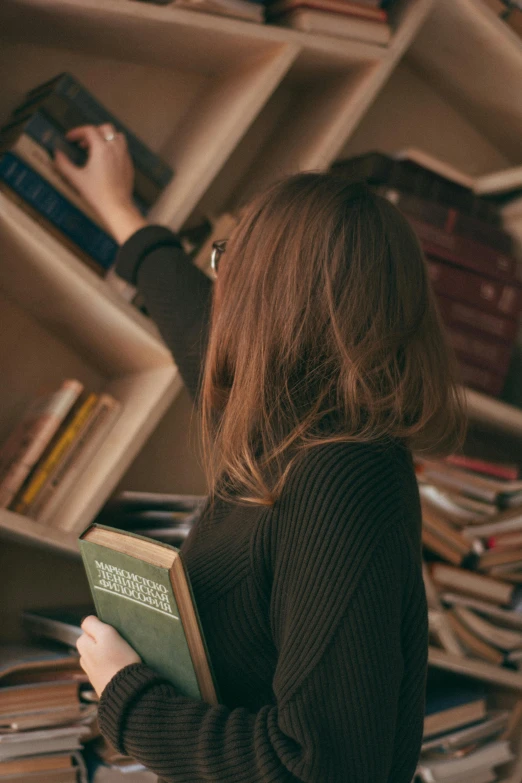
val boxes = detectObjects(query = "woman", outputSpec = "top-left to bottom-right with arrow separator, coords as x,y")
56,124 -> 465,783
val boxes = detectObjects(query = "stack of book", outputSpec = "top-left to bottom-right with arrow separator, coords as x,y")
0,73 -> 173,275
265,0 -> 400,44
414,451 -> 522,781
0,379 -> 121,526
331,150 -> 522,398
139,0 -> 264,22
0,643 -> 96,783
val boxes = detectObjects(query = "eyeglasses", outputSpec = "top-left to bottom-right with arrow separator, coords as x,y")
211,239 -> 227,278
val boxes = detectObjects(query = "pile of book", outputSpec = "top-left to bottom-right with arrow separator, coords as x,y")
0,73 -> 173,275
416,451 -> 522,782
0,642 -> 96,783
0,379 -> 121,526
265,0 -> 401,45
332,150 -> 522,398
95,490 -> 206,544
139,0 -> 264,22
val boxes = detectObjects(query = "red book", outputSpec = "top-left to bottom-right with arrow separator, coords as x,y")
456,361 -> 506,397
445,327 -> 513,375
436,296 -> 519,343
445,455 -> 519,482
428,260 -> 522,320
410,217 -> 517,283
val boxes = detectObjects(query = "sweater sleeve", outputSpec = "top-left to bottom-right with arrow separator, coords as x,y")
97,449 -> 423,783
115,225 -> 213,400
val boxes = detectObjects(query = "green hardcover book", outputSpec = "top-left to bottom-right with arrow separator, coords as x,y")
79,523 -> 218,705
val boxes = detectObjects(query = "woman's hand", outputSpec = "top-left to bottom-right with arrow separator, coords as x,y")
54,123 -> 146,244
77,615 -> 141,698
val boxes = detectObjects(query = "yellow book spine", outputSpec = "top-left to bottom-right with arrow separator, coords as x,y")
13,393 -> 98,514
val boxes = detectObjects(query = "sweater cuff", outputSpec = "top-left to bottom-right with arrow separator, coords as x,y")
115,225 -> 182,285
97,662 -> 168,754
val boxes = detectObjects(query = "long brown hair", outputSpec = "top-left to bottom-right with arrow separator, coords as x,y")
200,173 -> 466,506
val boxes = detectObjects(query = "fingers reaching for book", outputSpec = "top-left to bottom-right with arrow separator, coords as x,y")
77,616 -> 141,698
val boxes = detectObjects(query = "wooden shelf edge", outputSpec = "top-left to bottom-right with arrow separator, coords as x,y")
0,510 -> 80,556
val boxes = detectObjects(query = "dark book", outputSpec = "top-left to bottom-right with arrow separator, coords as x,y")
0,111 -> 149,216
457,362 -> 506,397
446,327 -> 513,375
17,73 -> 172,188
436,295 -> 519,343
331,152 -> 501,226
0,153 -> 117,270
408,217 -> 517,284
427,260 -> 522,320
22,607 -> 94,648
79,523 -> 218,704
377,186 -> 512,254
424,669 -> 487,738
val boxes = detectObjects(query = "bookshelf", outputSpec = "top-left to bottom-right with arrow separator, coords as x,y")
1,0 -> 522,774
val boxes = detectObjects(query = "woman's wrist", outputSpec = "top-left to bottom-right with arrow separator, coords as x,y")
102,200 -> 148,245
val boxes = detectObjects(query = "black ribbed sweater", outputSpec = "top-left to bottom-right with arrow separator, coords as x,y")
98,226 -> 428,783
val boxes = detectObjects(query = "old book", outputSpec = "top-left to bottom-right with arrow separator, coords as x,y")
424,671 -> 487,738
409,216 -> 517,284
452,606 -> 522,652
428,646 -> 522,690
457,361 -> 506,398
0,154 -> 117,270
480,546 -> 522,570
423,564 -> 463,656
417,460 -> 522,506
79,523 -> 218,704
22,607 -> 91,649
0,680 -> 79,718
417,740 -> 513,783
446,610 -> 504,664
421,710 -> 509,753
463,508 -> 522,539
420,485 -> 496,524
18,72 -> 173,190
11,393 -> 99,515
441,592 -> 522,631
0,380 -> 83,509
430,563 -> 516,608
445,455 -> 519,482
32,394 -> 121,526
272,8 -> 391,43
422,504 -> 482,557
377,186 -> 512,254
266,0 -> 387,21
436,295 -> 519,343
0,724 -> 91,762
0,753 -> 73,776
395,148 -> 475,190
0,133 -> 103,228
427,260 -> 522,320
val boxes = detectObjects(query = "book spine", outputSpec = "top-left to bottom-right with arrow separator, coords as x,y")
0,381 -> 83,509
17,76 -> 172,188
0,153 -> 118,268
446,327 -> 513,374
428,260 -> 522,319
457,361 -> 506,397
378,187 -> 512,253
410,217 -> 517,282
435,295 -> 519,342
11,394 -> 99,515
35,396 -> 121,527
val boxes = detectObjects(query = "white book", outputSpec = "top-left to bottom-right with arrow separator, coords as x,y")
441,592 -> 522,631
273,8 -> 391,44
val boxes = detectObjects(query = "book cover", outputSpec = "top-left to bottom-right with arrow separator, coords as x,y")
0,154 -> 118,269
0,380 -> 83,509
22,607 -> 93,649
17,73 -> 172,189
79,524 -> 218,704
